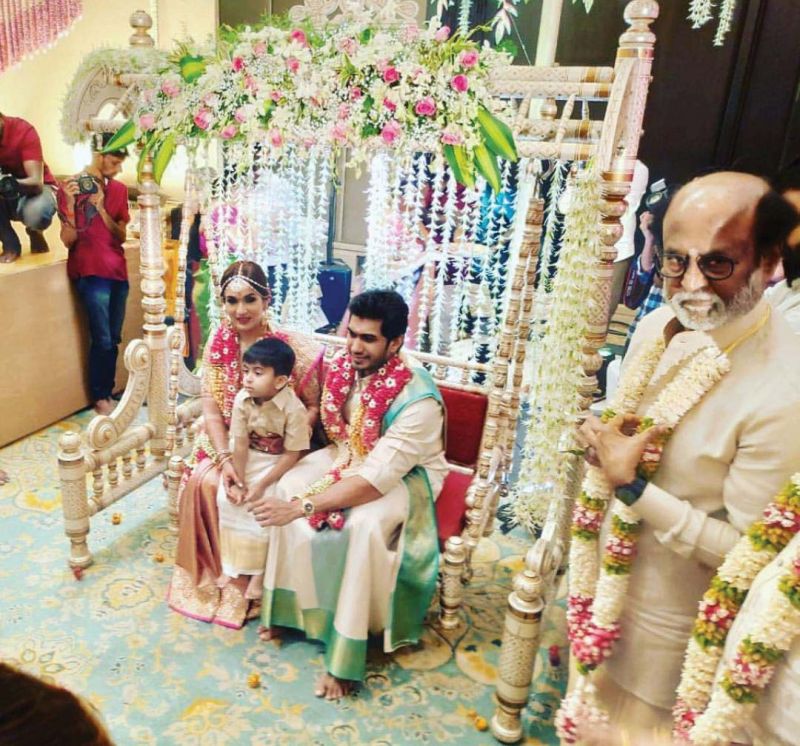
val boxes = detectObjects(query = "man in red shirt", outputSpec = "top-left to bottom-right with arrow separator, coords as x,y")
0,112 -> 58,263
59,133 -> 130,415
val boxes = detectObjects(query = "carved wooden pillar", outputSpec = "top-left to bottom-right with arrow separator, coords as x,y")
582,0 -> 658,405
138,157 -> 168,460
489,4 -> 659,741
490,553 -> 545,743
58,432 -> 92,568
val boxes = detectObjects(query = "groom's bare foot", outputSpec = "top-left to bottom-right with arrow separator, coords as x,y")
257,625 -> 280,642
314,673 -> 355,701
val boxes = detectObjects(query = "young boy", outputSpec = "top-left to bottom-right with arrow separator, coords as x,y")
216,337 -> 309,600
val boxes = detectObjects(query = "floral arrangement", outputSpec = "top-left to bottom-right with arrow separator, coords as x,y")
297,349 -> 413,531
512,163 -> 603,533
103,15 -> 517,188
60,46 -> 168,145
674,474 -> 800,744
555,340 -> 732,743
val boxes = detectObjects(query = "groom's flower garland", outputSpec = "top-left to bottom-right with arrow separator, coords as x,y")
297,350 -> 412,531
556,340 -> 732,743
673,474 -> 800,744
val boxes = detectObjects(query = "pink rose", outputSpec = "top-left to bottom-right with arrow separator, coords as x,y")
383,66 -> 400,84
234,106 -> 251,123
252,40 -> 267,57
193,109 -> 213,130
268,128 -> 283,148
441,130 -> 463,145
338,37 -> 358,56
337,103 -> 351,120
332,122 -> 350,144
138,113 -> 156,131
270,90 -> 283,102
245,75 -> 259,92
231,56 -> 245,72
289,28 -> 308,47
220,124 -> 238,140
286,56 -> 300,73
415,96 -> 437,117
381,120 -> 402,146
451,74 -> 469,93
459,50 -> 479,68
303,136 -> 316,149
383,97 -> 397,112
159,78 -> 180,98
349,86 -> 363,101
434,25 -> 450,42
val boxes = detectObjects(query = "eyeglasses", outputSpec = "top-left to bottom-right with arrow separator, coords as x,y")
656,252 -> 738,281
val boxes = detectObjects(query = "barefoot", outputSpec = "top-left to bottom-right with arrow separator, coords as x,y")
314,672 -> 355,701
215,573 -> 232,589
93,398 -> 114,415
257,625 -> 280,642
0,469 -> 9,485
245,573 -> 264,600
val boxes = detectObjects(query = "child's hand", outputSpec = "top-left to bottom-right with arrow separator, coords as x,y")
227,482 -> 246,505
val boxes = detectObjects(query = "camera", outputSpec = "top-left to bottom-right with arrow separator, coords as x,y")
77,173 -> 99,195
0,172 -> 19,200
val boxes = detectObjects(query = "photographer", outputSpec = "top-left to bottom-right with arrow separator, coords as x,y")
0,112 -> 57,263
59,133 -> 130,415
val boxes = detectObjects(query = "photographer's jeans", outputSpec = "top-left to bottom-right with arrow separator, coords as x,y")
0,186 -> 57,253
75,276 -> 129,403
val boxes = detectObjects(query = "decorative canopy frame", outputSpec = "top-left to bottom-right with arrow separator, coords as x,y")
56,4 -> 659,742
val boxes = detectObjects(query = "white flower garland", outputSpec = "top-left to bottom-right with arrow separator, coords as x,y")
691,535 -> 800,744
513,163 -> 603,532
674,473 -> 800,744
557,341 -> 731,743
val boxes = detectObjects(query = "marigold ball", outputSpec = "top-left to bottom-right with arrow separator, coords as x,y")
111,513 -> 122,525
474,716 -> 488,731
154,552 -> 165,563
247,673 -> 260,688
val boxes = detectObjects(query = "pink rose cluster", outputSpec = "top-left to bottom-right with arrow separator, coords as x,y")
415,96 -> 436,117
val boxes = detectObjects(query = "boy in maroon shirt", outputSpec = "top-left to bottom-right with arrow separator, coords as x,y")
0,112 -> 58,262
59,133 -> 130,415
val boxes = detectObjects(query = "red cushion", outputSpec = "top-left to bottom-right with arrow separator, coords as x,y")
436,470 -> 473,547
440,386 -> 488,467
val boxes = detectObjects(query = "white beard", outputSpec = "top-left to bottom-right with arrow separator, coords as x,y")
668,270 -> 764,331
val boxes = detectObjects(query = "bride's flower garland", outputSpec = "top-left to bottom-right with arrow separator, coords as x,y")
673,474 -> 800,744
298,349 -> 413,531
556,340 -> 732,743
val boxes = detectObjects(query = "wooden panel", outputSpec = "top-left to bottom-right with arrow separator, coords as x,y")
0,244 -> 144,447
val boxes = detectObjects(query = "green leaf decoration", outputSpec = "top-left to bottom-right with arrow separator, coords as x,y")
262,99 -> 275,124
473,143 -> 501,193
443,144 -> 475,188
358,27 -> 373,44
152,133 -> 177,184
102,120 -> 136,153
477,105 -> 518,162
179,54 -> 207,83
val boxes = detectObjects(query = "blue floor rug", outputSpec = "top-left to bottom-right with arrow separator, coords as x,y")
0,411 -> 565,745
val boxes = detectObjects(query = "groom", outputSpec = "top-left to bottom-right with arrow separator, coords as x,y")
249,289 -> 448,700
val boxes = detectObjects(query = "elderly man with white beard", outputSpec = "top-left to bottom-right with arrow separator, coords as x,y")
572,171 -> 800,736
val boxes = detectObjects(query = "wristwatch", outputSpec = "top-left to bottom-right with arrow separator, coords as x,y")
614,476 -> 648,507
300,497 -> 316,516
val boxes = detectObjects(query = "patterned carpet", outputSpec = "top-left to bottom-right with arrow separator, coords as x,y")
0,411 -> 565,745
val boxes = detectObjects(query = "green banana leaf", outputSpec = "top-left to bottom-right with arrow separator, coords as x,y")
443,144 -> 475,188
102,119 -> 136,153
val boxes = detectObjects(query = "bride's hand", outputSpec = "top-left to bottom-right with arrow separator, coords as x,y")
221,460 -> 243,492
